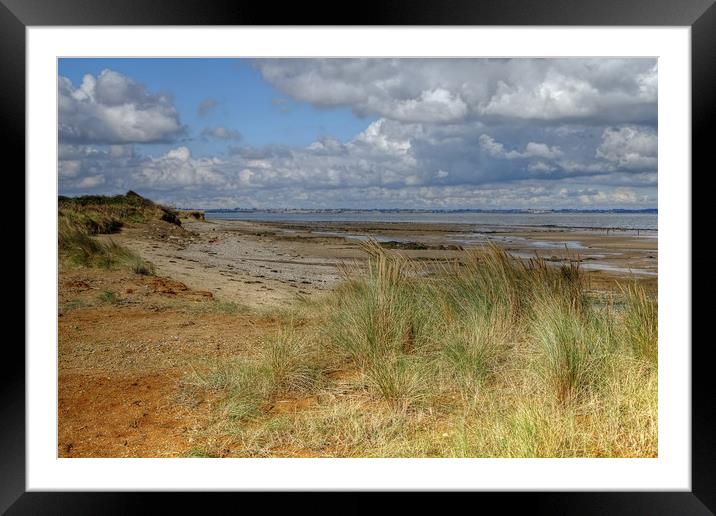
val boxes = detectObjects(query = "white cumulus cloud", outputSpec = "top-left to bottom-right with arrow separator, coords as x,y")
59,69 -> 185,144
596,126 -> 658,169
257,58 -> 657,124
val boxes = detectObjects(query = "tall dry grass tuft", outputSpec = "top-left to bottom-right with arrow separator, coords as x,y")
331,240 -> 417,361
364,354 -> 429,411
261,328 -> 323,396
530,299 -> 608,403
330,240 -> 436,408
440,310 -> 512,397
439,243 -> 586,322
620,283 -> 658,365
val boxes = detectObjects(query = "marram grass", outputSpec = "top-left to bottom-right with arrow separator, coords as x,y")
184,241 -> 657,457
59,207 -> 155,273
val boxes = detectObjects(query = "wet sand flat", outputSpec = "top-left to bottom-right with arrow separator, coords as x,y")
110,217 -> 657,309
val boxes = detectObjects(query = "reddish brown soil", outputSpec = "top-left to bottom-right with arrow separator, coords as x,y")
58,263 -> 279,457
58,372 -> 201,458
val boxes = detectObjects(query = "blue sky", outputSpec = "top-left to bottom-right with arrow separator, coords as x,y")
58,58 -> 375,156
58,58 -> 657,209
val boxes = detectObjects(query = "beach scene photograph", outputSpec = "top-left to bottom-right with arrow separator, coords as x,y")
57,58 -> 658,458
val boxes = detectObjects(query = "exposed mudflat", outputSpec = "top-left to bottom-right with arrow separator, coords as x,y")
109,218 -> 657,309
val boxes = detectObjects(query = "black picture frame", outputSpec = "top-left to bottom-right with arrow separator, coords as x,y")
5,0 -> 711,513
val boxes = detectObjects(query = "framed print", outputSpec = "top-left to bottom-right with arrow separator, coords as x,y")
5,0 -> 712,512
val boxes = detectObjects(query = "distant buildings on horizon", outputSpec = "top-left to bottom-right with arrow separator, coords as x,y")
197,207 -> 658,214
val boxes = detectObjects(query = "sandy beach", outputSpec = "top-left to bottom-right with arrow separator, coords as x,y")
108,217 -> 657,310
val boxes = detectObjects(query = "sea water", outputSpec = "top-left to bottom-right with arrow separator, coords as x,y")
205,210 -> 657,231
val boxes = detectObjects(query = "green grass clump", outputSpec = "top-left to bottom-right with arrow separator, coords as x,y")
58,220 -> 105,267
130,257 -> 155,276
59,226 -> 154,273
330,245 -> 417,363
59,201 -> 156,274
60,299 -> 86,312
97,290 -> 120,304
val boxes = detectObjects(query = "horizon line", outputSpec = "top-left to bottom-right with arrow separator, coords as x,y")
188,206 -> 659,212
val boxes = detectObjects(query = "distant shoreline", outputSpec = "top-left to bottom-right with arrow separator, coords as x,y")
201,210 -> 658,232
197,208 -> 658,214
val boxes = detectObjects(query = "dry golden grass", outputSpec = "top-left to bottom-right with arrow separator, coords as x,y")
182,241 -> 657,458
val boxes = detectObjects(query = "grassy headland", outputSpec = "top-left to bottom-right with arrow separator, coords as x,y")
58,191 -> 177,272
